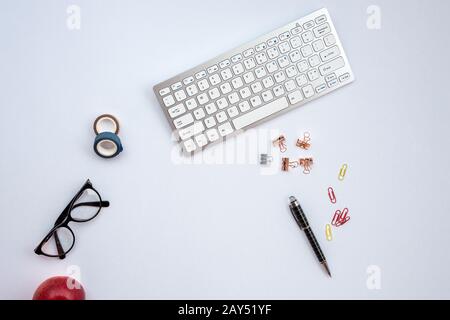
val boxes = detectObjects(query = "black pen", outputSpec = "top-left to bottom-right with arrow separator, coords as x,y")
289,196 -> 331,277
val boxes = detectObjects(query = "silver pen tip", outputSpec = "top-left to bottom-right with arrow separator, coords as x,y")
289,196 -> 297,203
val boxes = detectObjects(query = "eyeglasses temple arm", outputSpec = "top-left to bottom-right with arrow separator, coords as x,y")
54,229 -> 66,259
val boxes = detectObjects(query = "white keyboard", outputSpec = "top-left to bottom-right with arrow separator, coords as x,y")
154,8 -> 354,154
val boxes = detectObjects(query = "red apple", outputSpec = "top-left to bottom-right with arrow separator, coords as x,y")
33,276 -> 86,300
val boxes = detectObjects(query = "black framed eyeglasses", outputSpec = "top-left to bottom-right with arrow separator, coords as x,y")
34,179 -> 109,259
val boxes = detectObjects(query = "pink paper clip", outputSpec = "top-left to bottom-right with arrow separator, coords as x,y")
328,187 -> 336,204
331,208 -> 350,227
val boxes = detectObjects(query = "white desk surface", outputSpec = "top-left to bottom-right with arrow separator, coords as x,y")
1,0 -> 450,299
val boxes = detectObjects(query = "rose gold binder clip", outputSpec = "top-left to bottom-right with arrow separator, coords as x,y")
281,158 -> 298,172
296,132 -> 311,150
299,158 -> 313,174
331,208 -> 350,227
273,135 -> 287,153
328,187 -> 337,204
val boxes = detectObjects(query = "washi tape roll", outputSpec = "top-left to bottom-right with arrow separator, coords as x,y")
94,132 -> 123,158
93,114 -> 120,135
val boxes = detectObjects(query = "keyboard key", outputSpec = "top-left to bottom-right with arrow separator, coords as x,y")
243,72 -> 255,83
195,71 -> 207,79
207,65 -> 219,74
216,97 -> 229,109
266,61 -> 279,73
183,76 -> 194,85
320,46 -> 341,62
312,39 -> 325,52
302,85 -> 315,98
303,21 -> 315,29
255,52 -> 268,64
238,101 -> 251,112
279,31 -> 291,41
168,103 -> 186,118
308,55 -> 321,67
227,106 -> 239,118
232,77 -> 244,89
221,68 -> 233,81
183,139 -> 196,153
232,63 -> 245,75
220,82 -> 232,94
198,79 -> 210,91
159,87 -> 170,96
278,56 -> 290,68
262,90 -> 274,102
289,50 -> 302,63
233,97 -> 289,130
206,129 -> 220,142
339,73 -> 350,82
186,98 -> 198,110
313,23 -> 331,38
219,60 -> 231,68
193,108 -> 206,120
291,25 -> 302,35
307,69 -> 320,81
301,30 -> 314,43
243,48 -> 254,57
179,121 -> 205,140
174,90 -> 186,101
288,90 -> 304,104
208,88 -> 220,100
328,79 -> 338,87
274,71 -> 286,83
256,43 -> 267,51
171,82 -> 182,90
174,113 -> 194,129
255,66 -> 267,79
315,15 -> 327,24
251,82 -> 263,93
244,58 -> 256,70
228,92 -> 240,104
267,47 -> 279,59
319,57 -> 345,75
205,116 -> 217,128
296,74 -> 308,86
231,54 -> 243,63
297,60 -> 309,72
197,93 -> 209,105
216,111 -> 228,123
273,85 -> 285,97
163,95 -> 175,107
239,87 -> 251,99
262,76 -> 275,88
195,134 -> 208,148
209,74 -> 221,86
205,102 -> 217,115
195,134 -> 208,147
286,65 -> 298,78
267,37 -> 279,46
316,83 -> 327,93
324,34 -> 336,46
218,122 -> 234,136
279,42 -> 291,54
290,36 -> 302,48
301,45 -> 313,57
250,95 -> 262,107
186,84 -> 198,96
285,80 -> 296,92
325,73 -> 337,82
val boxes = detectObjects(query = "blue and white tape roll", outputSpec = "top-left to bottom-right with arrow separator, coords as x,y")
93,114 -> 123,158
94,132 -> 123,158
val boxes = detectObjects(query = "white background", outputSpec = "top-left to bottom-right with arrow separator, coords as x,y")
1,0 -> 449,299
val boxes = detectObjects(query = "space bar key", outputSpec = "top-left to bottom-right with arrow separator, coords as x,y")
232,97 -> 289,130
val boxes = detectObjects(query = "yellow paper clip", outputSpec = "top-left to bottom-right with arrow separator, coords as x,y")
338,164 -> 348,181
326,224 -> 333,241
